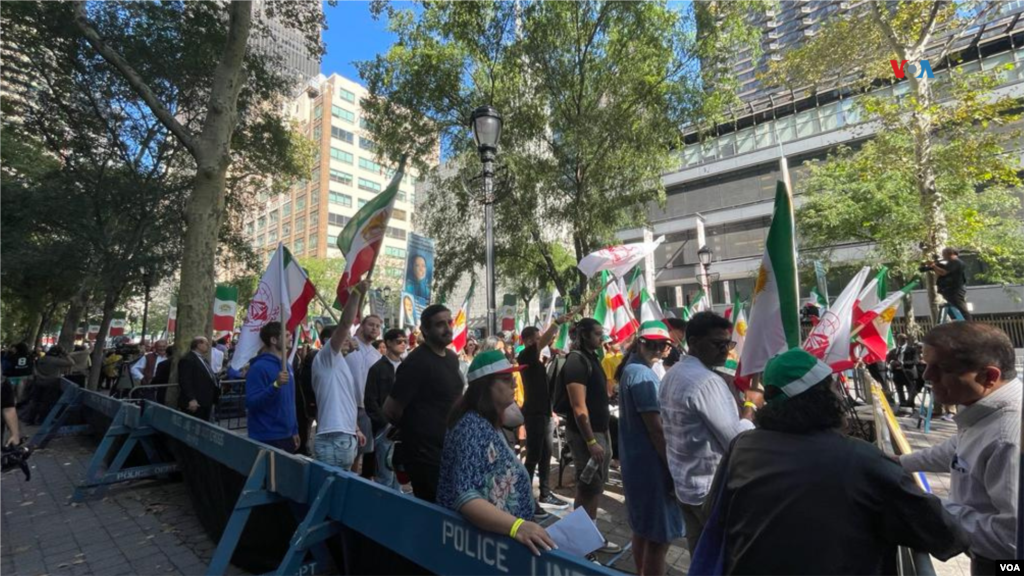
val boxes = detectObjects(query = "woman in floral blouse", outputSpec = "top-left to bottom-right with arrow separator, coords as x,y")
437,350 -> 557,556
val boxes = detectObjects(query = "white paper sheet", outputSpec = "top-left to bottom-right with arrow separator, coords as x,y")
545,506 -> 605,557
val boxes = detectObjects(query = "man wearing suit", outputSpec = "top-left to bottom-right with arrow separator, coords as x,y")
178,336 -> 219,421
887,334 -> 920,411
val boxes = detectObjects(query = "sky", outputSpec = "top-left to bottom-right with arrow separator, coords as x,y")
320,1 -> 400,85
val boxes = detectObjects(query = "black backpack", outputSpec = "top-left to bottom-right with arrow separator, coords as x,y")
549,350 -> 591,418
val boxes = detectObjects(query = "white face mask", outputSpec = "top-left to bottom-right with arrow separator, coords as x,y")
502,402 -> 524,429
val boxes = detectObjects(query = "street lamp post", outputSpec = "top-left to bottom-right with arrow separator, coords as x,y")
470,105 -> 503,337
697,245 -> 713,308
381,286 -> 393,328
140,269 -> 154,346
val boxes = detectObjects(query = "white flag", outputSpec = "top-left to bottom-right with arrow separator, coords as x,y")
802,266 -> 869,366
577,237 -> 665,280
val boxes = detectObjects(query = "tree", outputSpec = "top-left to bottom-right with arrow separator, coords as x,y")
359,1 -> 763,297
765,0 -> 1018,316
68,0 -> 325,363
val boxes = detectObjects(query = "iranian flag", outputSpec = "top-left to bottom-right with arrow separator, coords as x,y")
87,324 -> 100,341
451,292 -> 472,353
854,280 -> 919,363
809,286 -> 828,310
553,296 -> 571,353
638,286 -> 664,325
627,268 -> 644,309
739,181 -> 801,377
109,311 -> 127,337
578,237 -> 665,280
500,294 -> 517,333
853,267 -> 889,363
722,299 -> 748,377
680,288 -> 706,321
603,277 -> 638,344
166,300 -> 177,335
335,156 -> 406,309
231,244 -> 316,371
213,285 -> 239,332
803,266 -> 869,367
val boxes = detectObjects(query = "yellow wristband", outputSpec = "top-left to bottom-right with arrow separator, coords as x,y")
743,401 -> 757,411
587,438 -> 598,446
510,518 -> 525,539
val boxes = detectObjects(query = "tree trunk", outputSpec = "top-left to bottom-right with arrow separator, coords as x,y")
58,287 -> 90,349
34,304 -> 57,350
21,308 -> 42,348
87,294 -> 118,390
908,71 -> 946,322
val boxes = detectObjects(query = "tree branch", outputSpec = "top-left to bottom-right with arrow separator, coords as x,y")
935,1 -> 996,62
73,1 -> 198,157
911,1 -> 943,56
869,2 -> 907,60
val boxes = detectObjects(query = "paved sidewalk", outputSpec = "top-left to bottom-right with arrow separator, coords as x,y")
1,432 -> 246,576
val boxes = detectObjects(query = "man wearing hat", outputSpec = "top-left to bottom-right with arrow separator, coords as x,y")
698,348 -> 967,574
618,320 -> 683,576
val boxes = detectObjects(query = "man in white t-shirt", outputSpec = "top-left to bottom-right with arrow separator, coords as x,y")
345,315 -> 382,473
311,281 -> 369,470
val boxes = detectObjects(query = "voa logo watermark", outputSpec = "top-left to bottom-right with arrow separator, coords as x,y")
890,59 -> 935,79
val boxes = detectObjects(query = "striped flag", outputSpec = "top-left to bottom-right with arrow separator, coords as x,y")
854,280 -> 919,363
500,294 -> 517,333
109,311 -> 128,337
213,285 -> 239,332
803,266 -> 869,367
166,300 -> 177,335
335,156 -> 406,309
627,268 -> 644,309
739,181 -> 801,377
680,288 -> 706,321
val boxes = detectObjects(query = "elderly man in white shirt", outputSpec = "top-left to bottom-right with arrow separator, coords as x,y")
900,322 -> 1021,575
345,314 -> 383,473
659,312 -> 764,554
130,340 -> 168,386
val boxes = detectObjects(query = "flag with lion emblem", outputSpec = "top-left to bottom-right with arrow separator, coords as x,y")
213,285 -> 238,332
335,156 -> 407,309
739,181 -> 800,377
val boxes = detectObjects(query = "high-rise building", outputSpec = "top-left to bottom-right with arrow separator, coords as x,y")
251,1 -> 322,90
244,73 -> 425,285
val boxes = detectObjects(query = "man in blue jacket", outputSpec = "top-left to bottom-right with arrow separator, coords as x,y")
245,322 -> 298,453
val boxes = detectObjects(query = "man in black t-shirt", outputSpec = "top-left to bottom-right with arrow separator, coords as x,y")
384,305 -> 463,502
518,315 -> 571,518
563,318 -> 620,554
929,248 -> 971,320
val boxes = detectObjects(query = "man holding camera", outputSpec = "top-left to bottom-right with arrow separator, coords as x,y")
926,248 -> 971,321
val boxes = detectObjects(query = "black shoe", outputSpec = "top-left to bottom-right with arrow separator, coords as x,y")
533,504 -> 550,520
540,493 -> 570,508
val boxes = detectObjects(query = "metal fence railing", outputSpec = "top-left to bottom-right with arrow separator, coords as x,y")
215,379 -> 247,431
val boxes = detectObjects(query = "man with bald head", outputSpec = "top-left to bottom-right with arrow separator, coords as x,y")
177,336 -> 219,421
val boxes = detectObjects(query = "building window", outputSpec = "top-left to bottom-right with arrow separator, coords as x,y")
385,226 -> 406,240
246,222 -> 254,235
357,199 -> 368,208
331,126 -> 354,144
283,202 -> 291,216
359,157 -> 383,173
269,230 -> 278,243
329,169 -> 353,186
294,238 -> 305,254
309,233 -> 317,249
384,246 -> 407,258
310,186 -> 319,206
311,167 -> 320,183
397,191 -> 406,202
328,213 -> 351,227
329,192 -> 352,207
331,105 -> 355,123
296,195 -> 306,210
385,267 -> 403,278
392,208 -> 407,221
338,88 -> 355,103
360,117 -> 372,130
330,148 -> 353,164
359,137 -> 377,152
314,105 -> 322,119
328,234 -> 338,246
295,216 -> 305,231
357,178 -> 381,193
257,216 -> 266,229
282,222 -> 291,237
313,125 -> 321,140
270,210 -> 279,224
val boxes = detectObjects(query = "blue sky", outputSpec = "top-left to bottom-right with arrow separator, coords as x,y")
320,1 -> 398,85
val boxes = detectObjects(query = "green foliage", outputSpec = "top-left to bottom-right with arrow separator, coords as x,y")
359,1 -> 765,296
798,66 -> 1024,284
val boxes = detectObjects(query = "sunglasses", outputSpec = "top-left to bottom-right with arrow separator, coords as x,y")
707,339 -> 737,351
393,339 -> 408,345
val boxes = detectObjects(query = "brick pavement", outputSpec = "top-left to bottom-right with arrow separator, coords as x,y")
1,430 -> 246,576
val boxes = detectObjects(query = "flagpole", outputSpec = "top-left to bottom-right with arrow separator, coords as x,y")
312,289 -> 341,324
278,245 -> 290,373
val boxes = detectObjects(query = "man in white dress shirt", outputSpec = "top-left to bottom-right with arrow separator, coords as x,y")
900,322 -> 1021,575
345,314 -> 382,473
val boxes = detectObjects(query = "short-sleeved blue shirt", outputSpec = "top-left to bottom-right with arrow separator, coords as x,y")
437,411 -> 536,521
619,357 -> 684,543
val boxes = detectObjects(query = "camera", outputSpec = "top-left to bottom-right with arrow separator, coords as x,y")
2,440 -> 33,481
918,254 -> 941,273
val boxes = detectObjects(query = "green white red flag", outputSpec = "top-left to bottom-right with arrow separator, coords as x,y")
109,311 -> 127,337
500,294 -> 517,333
231,244 -> 316,371
739,181 -> 801,377
722,299 -> 748,376
335,156 -> 407,309
213,285 -> 238,332
627,268 -> 644,309
604,278 -> 638,344
680,288 -> 706,321
854,280 -> 919,363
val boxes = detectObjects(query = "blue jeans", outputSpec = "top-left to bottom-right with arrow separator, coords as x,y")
314,431 -> 358,470
373,431 -> 400,490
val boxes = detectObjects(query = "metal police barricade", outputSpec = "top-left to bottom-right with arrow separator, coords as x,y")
32,381 -> 616,576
